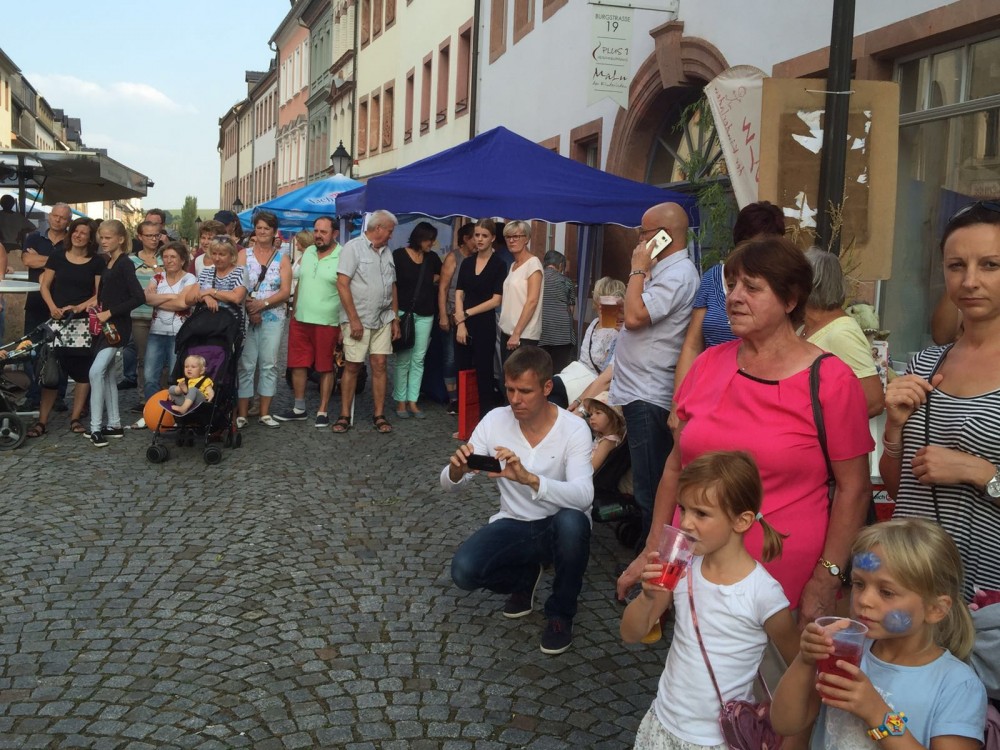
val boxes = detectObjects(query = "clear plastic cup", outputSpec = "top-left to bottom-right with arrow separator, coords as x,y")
815,616 -> 869,680
649,524 -> 695,591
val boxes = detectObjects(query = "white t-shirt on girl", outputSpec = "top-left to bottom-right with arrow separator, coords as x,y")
652,556 -> 789,746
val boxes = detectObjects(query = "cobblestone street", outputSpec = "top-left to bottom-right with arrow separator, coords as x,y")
0,385 -> 668,749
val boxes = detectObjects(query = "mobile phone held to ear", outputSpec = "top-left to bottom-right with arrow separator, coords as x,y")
466,454 -> 503,473
647,229 -> 672,259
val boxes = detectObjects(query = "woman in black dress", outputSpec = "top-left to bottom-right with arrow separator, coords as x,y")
29,217 -> 104,437
453,218 -> 507,418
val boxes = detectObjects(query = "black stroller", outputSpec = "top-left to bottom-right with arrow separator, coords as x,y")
146,305 -> 243,465
0,322 -> 54,450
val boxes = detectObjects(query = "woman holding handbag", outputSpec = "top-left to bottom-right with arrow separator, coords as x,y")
29,217 -> 104,438
88,220 -> 144,448
392,221 -> 441,419
237,211 -> 291,429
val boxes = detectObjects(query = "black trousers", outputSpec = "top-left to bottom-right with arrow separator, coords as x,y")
456,317 -> 499,416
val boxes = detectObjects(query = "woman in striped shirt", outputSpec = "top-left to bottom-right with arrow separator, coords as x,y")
881,200 -> 1000,600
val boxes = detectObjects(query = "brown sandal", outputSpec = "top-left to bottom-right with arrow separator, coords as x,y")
27,421 -> 47,438
330,415 -> 352,433
372,414 -> 392,433
70,419 -> 86,434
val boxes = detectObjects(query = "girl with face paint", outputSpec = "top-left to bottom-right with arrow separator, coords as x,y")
771,518 -> 987,749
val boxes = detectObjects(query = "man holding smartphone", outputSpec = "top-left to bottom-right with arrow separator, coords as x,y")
442,346 -> 594,655
610,202 -> 699,550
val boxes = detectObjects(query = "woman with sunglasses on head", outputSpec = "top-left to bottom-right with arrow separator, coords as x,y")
497,221 -> 543,363
882,199 -> 1000,600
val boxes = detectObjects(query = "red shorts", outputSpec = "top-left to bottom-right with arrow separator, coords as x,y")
287,318 -> 340,372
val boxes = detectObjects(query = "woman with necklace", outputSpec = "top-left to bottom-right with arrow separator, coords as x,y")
121,220 -> 163,394
392,221 -> 442,419
88,220 -> 145,447
237,212 -> 291,429
28,217 -> 104,438
136,241 -> 197,426
454,218 -> 507,418
497,220 -> 543,362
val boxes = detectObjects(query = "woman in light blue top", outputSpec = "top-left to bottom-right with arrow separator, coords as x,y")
237,211 -> 292,428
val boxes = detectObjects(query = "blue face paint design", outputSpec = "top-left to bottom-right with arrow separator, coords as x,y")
883,609 -> 913,633
853,552 -> 881,572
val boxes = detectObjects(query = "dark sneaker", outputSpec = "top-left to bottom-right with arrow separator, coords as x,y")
104,426 -> 125,439
90,431 -> 109,448
117,380 -> 137,391
540,617 -> 573,655
274,408 -> 307,422
314,414 -> 330,428
503,565 -> 542,619
447,399 -> 459,415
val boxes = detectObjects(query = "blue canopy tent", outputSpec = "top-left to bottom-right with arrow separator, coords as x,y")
337,126 -> 696,403
238,173 -> 363,232
337,126 -> 695,337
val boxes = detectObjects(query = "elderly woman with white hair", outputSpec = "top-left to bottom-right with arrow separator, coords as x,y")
801,246 -> 884,417
497,220 -> 543,362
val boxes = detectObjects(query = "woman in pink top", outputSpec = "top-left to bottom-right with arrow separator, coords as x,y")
617,237 -> 873,621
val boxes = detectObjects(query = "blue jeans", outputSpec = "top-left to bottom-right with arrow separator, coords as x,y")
89,346 -> 122,433
392,313 -> 433,403
621,400 -> 673,548
442,325 -> 457,387
143,333 -> 177,401
238,318 -> 284,399
451,509 -> 591,622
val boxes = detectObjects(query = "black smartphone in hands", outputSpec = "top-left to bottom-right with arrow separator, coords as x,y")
466,454 -> 502,473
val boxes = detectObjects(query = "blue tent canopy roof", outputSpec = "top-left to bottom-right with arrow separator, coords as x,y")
238,173 -> 363,231
336,126 -> 694,226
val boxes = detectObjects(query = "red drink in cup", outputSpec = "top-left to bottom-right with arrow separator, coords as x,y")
649,524 -> 695,591
815,616 -> 868,684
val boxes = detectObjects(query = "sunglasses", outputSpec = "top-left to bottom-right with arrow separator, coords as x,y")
948,200 -> 1000,224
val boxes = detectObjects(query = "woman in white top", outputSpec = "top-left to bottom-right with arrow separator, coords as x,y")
497,220 -> 543,362
141,241 -> 197,412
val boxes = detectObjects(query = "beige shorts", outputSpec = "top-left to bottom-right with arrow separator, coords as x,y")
341,320 -> 393,362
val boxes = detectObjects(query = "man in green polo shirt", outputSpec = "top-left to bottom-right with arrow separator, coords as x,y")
275,216 -> 341,427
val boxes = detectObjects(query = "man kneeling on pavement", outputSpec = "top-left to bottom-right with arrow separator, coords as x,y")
442,346 -> 593,655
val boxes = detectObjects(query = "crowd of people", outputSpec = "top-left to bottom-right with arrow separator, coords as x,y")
4,196 -> 1000,748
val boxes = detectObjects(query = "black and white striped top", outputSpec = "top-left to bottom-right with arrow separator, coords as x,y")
538,267 -> 576,347
893,345 -> 1000,600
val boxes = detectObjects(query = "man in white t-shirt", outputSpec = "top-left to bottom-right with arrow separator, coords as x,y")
442,346 -> 594,655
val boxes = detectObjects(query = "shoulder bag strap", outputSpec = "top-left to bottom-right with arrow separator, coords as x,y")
251,248 -> 279,294
810,353 -> 836,501
405,253 -> 428,314
687,565 -> 772,709
924,345 -> 952,526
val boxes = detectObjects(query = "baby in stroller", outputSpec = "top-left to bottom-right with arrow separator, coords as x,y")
0,323 -> 54,450
163,355 -> 215,415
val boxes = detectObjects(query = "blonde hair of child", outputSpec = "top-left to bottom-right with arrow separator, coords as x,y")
852,518 -> 974,660
676,451 -> 786,562
186,354 -> 207,371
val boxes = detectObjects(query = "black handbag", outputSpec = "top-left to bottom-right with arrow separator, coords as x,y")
392,253 -> 428,353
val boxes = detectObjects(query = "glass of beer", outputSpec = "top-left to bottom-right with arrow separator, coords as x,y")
599,296 -> 619,328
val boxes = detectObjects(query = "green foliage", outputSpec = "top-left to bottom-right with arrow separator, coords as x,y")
179,196 -> 199,242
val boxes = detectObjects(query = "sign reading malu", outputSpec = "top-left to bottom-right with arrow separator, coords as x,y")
588,7 -> 632,109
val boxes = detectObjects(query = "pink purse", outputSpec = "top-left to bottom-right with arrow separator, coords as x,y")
687,567 -> 783,750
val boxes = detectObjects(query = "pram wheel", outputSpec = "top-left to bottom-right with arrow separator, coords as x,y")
146,444 -> 169,464
0,411 -> 26,450
232,431 -> 242,449
203,445 -> 223,465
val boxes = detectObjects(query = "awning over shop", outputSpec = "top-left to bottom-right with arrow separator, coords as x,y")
0,148 -> 150,205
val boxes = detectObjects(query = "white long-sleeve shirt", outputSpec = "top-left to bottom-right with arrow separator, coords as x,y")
440,406 -> 594,524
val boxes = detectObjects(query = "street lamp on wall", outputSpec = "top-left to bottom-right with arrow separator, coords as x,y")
232,197 -> 244,214
330,141 -> 352,177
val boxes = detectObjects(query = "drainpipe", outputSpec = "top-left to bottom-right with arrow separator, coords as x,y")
350,0 -> 359,178
816,0 -> 855,256
469,0 -> 481,140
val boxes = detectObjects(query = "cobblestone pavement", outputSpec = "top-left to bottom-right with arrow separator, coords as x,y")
0,381 -> 670,749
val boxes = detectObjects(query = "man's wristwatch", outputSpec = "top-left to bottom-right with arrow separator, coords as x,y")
629,269 -> 646,279
867,711 -> 907,741
985,467 -> 1000,498
818,558 -> 847,583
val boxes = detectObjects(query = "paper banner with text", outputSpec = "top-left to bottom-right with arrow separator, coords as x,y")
704,66 -> 767,209
758,78 -> 900,280
588,7 -> 633,109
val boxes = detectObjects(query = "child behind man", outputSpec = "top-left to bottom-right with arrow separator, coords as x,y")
162,354 -> 214,415
583,391 -> 627,472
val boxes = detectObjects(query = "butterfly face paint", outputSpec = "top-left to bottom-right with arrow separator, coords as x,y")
853,552 -> 881,572
883,609 -> 913,634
